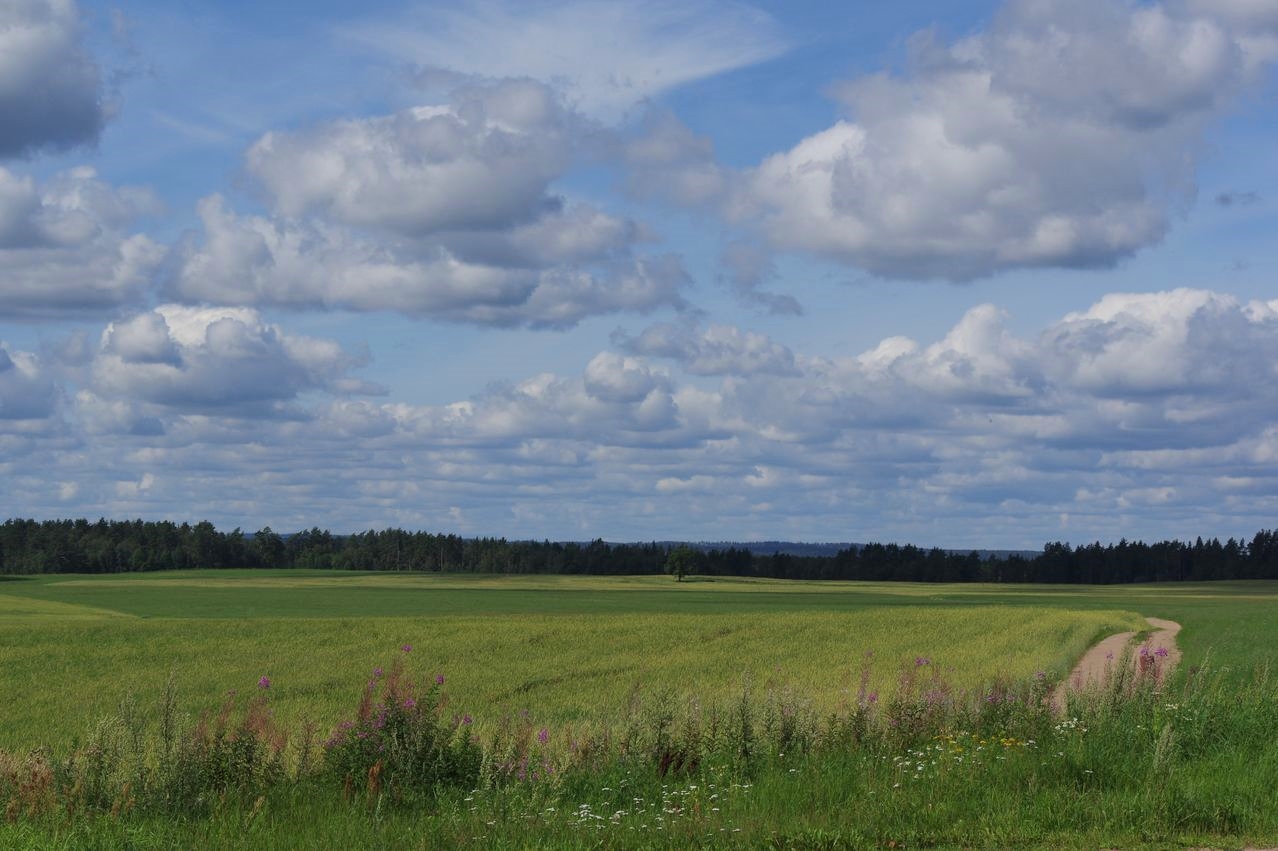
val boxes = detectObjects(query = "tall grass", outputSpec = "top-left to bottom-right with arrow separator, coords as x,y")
4,647 -> 1278,849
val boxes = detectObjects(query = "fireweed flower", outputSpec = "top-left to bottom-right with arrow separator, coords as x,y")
435,674 -> 446,685
373,667 -> 383,678
258,676 -> 271,690
403,697 -> 417,710
1155,647 -> 1169,658
401,644 -> 413,653
462,714 -> 473,726
537,728 -> 549,744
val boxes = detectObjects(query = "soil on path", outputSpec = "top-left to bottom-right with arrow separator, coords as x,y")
1053,617 -> 1182,711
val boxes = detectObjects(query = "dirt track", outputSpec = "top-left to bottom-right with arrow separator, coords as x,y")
1053,617 -> 1182,711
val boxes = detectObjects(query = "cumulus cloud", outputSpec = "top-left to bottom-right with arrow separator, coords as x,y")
245,81 -> 582,234
169,197 -> 687,328
347,0 -> 789,122
8,288 -> 1278,544
88,305 -> 382,416
613,320 -> 800,376
1043,289 -> 1278,399
172,80 -> 689,328
0,167 -> 163,316
711,0 -> 1269,280
0,0 -> 108,159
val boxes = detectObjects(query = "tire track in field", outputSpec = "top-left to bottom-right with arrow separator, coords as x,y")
1053,617 -> 1181,712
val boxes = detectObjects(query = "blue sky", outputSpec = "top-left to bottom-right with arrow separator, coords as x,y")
1,0 -> 1276,547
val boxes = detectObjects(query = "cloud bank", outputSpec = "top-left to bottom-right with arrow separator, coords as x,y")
5,288 -> 1278,545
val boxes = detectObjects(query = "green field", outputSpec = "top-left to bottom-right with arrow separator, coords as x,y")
4,571 -> 1277,751
3,572 -> 1278,849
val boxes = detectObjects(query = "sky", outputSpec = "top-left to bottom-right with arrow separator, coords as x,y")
1,0 -> 1277,548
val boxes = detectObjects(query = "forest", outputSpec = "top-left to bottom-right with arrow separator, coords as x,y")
2,517 -> 1278,584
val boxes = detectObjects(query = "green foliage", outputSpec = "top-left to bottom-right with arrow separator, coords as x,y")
664,544 -> 699,582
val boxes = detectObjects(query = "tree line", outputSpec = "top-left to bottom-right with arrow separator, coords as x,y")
1,517 -> 1277,584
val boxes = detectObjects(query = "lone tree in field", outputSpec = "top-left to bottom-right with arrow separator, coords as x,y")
665,544 -> 698,582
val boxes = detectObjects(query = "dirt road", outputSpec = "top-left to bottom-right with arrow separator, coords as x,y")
1053,617 -> 1181,711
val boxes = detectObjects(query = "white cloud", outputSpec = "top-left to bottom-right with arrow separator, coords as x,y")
245,81 -> 581,234
0,0 -> 107,158
173,82 -> 690,328
1043,289 -> 1278,397
169,196 -> 688,328
347,0 -> 789,122
8,286 -> 1278,543
0,167 -> 163,316
89,305 -> 382,415
729,0 -> 1266,280
613,320 -> 800,376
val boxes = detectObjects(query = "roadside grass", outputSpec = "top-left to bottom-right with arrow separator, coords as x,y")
2,643 -> 1277,849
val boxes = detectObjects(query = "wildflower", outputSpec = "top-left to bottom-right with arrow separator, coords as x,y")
435,674 -> 446,685
538,727 -> 549,744
373,667 -> 383,678
915,657 -> 931,667
257,676 -> 271,690
462,714 -> 473,725
1155,647 -> 1169,658
401,644 -> 413,653
403,697 -> 417,710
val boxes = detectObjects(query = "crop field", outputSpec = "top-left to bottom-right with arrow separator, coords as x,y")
3,572 -> 1278,849
0,571 -> 1155,750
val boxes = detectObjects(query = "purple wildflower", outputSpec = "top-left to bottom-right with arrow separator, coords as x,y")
1155,647 -> 1169,658
537,727 -> 549,744
462,714 -> 473,725
915,657 -> 930,667
435,674 -> 445,685
373,667 -> 383,678
257,676 -> 271,690
401,644 -> 413,653
403,697 -> 417,710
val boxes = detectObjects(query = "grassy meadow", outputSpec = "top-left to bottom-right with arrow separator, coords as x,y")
3,571 -> 1278,848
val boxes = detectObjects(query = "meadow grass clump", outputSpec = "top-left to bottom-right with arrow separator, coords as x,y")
321,647 -> 483,802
